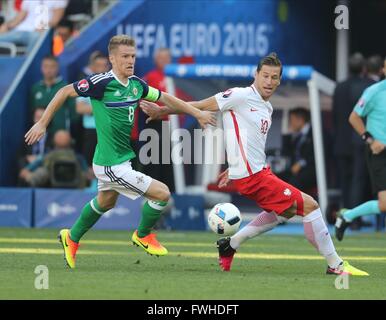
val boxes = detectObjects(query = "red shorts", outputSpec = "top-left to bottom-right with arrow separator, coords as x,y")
232,167 -> 304,216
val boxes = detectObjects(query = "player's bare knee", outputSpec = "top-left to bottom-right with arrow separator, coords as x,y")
99,199 -> 115,210
97,194 -> 117,210
157,183 -> 171,202
303,194 -> 319,215
162,188 -> 171,203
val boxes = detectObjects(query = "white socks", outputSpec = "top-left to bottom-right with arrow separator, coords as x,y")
303,208 -> 343,268
230,208 -> 343,269
230,211 -> 282,250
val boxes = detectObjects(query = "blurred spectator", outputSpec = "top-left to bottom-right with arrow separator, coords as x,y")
19,130 -> 89,188
332,52 -> 374,229
52,19 -> 74,56
79,50 -> 109,79
30,55 -> 79,144
76,51 -> 109,166
17,107 -> 50,173
366,55 -> 384,82
141,49 -> 194,189
0,0 -> 68,53
141,48 -> 175,191
280,107 -> 316,191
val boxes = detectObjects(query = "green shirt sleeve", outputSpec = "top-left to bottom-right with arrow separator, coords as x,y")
133,76 -> 161,102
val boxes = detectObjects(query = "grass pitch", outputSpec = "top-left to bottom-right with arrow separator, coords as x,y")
0,227 -> 385,299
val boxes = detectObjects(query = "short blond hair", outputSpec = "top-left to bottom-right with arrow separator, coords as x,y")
108,35 -> 136,54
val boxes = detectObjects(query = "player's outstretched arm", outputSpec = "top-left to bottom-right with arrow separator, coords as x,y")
189,96 -> 220,112
157,92 -> 217,128
25,84 -> 78,145
141,96 -> 219,124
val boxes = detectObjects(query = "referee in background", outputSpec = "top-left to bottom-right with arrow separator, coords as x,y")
335,56 -> 386,241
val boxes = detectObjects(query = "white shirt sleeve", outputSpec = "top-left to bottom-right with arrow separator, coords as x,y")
214,87 -> 246,112
46,0 -> 68,9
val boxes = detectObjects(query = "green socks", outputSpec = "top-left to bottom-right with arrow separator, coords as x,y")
70,198 -> 108,243
137,200 -> 168,237
69,198 -> 168,241
343,200 -> 381,222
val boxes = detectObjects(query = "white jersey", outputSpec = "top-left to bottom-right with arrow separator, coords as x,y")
215,86 -> 273,180
15,0 -> 68,32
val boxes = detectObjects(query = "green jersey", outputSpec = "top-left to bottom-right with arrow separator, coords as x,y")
73,70 -> 161,166
31,77 -> 77,136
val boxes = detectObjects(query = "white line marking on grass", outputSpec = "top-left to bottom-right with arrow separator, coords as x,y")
1,238 -> 386,252
0,248 -> 123,255
1,248 -> 385,262
168,252 -> 386,261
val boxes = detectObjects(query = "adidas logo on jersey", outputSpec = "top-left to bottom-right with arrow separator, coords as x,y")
114,90 -> 122,97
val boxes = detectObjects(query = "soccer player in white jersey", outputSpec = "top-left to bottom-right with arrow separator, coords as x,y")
141,53 -> 368,276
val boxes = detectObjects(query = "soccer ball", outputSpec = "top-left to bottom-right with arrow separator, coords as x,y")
208,203 -> 242,236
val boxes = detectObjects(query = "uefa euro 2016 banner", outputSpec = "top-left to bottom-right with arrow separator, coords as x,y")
60,0 -> 332,81
0,188 -> 206,230
119,22 -> 272,60
114,0 -> 332,75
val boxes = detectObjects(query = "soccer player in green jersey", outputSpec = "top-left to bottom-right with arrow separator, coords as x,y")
25,35 -> 216,268
335,58 -> 386,241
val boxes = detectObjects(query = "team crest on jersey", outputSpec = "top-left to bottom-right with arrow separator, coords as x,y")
222,89 -> 232,98
132,87 -> 138,96
284,188 -> 292,196
77,79 -> 89,92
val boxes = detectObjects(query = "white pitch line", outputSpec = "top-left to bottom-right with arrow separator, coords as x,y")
0,248 -> 386,262
1,238 -> 386,252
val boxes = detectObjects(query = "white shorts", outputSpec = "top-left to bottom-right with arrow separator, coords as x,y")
93,160 -> 152,200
